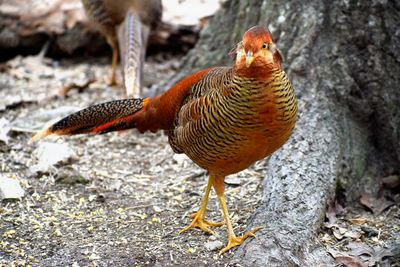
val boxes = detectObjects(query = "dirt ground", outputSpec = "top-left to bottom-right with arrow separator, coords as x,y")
0,53 -> 265,266
0,52 -> 399,267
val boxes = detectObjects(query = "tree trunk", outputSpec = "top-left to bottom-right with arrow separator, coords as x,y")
173,0 -> 400,265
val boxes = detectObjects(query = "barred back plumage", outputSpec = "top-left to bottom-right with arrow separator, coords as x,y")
82,0 -> 115,27
169,66 -> 297,176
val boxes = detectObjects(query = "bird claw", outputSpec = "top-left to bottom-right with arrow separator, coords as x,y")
218,227 -> 262,255
104,75 -> 119,86
179,212 -> 225,236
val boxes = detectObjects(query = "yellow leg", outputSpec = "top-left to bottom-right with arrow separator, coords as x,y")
212,176 -> 262,255
179,176 -> 225,235
105,35 -> 118,86
108,45 -> 118,86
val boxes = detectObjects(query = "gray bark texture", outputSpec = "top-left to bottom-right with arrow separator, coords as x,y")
171,0 -> 400,266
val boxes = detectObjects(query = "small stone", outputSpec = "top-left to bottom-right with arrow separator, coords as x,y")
0,176 -> 25,200
208,235 -> 217,241
56,168 -> 89,185
173,154 -> 188,165
225,177 -> 241,186
0,117 -> 11,144
54,228 -> 63,237
153,205 -> 162,213
88,253 -> 100,260
204,240 -> 224,251
31,142 -> 77,173
110,179 -> 122,191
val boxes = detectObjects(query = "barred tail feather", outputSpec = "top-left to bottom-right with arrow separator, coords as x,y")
29,67 -> 216,144
29,99 -> 144,143
118,10 -> 143,98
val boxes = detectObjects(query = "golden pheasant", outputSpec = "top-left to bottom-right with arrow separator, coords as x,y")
82,0 -> 162,96
31,26 -> 298,254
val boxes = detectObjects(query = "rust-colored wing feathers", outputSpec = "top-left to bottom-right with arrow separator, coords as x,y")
133,68 -> 215,133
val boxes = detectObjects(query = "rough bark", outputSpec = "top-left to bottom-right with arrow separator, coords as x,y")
172,0 -> 400,266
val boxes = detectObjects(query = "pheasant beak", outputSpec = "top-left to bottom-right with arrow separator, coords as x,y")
245,50 -> 254,67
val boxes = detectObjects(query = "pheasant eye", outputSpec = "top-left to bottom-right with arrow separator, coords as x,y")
262,43 -> 268,49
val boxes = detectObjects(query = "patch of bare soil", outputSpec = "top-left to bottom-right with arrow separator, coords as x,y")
0,54 -> 264,266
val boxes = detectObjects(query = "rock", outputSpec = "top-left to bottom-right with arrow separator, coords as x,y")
0,176 -> 25,200
31,142 -> 77,173
173,154 -> 189,165
55,168 -> 89,185
0,117 -> 11,144
204,240 -> 224,251
109,179 -> 122,191
224,177 -> 241,186
208,235 -> 217,241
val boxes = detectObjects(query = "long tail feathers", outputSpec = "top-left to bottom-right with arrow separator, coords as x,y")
29,98 -> 144,143
118,10 -> 145,98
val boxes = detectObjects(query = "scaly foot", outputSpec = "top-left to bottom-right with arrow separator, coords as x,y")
219,227 -> 262,255
104,76 -> 119,87
179,212 -> 225,235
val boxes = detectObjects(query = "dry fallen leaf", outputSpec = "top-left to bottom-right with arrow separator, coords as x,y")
325,200 -> 345,225
344,230 -> 362,239
333,228 -> 344,240
349,218 -> 367,225
359,193 -> 394,214
360,194 -> 374,211
346,241 -> 396,266
335,255 -> 366,267
382,175 -> 400,189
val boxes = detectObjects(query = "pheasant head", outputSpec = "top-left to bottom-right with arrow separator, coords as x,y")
233,26 -> 283,78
